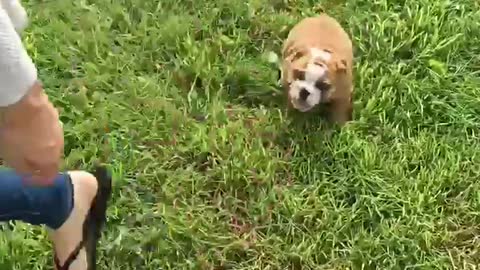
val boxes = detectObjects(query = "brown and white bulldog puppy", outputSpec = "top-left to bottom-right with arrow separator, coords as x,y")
281,14 -> 354,125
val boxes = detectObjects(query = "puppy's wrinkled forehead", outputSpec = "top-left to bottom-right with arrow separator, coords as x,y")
290,48 -> 332,83
309,48 -> 332,63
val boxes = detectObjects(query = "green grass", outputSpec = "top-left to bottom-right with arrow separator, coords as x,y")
1,0 -> 480,269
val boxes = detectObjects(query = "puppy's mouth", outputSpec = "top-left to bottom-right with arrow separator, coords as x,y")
296,105 -> 313,112
289,91 -> 316,112
290,99 -> 312,112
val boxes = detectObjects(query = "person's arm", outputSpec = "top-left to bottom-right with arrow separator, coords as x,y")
0,6 -> 37,107
0,6 -> 63,183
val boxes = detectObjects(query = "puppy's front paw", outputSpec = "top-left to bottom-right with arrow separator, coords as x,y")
327,98 -> 353,126
3,0 -> 28,33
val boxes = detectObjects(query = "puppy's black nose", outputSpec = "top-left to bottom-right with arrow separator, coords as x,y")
299,88 -> 310,100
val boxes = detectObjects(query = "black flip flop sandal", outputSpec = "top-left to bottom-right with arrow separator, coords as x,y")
54,166 -> 112,270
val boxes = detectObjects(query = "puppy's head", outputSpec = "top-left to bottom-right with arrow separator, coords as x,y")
283,47 -> 347,112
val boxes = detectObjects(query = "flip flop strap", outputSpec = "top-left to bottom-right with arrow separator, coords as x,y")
54,239 -> 85,270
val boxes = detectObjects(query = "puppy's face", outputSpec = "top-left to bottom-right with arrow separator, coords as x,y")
283,48 -> 346,112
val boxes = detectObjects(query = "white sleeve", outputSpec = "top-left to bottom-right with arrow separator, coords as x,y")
0,6 -> 37,107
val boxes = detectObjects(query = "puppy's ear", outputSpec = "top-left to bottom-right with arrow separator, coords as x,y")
292,68 -> 306,80
285,45 -> 308,63
335,59 -> 348,73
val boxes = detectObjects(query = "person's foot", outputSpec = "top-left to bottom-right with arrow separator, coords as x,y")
48,166 -> 112,270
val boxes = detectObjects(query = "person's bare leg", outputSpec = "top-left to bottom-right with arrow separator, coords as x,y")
0,166 -> 112,269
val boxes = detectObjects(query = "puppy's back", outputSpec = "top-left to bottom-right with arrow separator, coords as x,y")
283,14 -> 352,60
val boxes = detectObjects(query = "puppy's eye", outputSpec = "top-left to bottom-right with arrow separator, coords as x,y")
293,69 -> 305,80
315,62 -> 326,68
315,80 -> 331,91
291,51 -> 303,61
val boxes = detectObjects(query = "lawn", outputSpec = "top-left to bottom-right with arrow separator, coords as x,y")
1,0 -> 480,269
